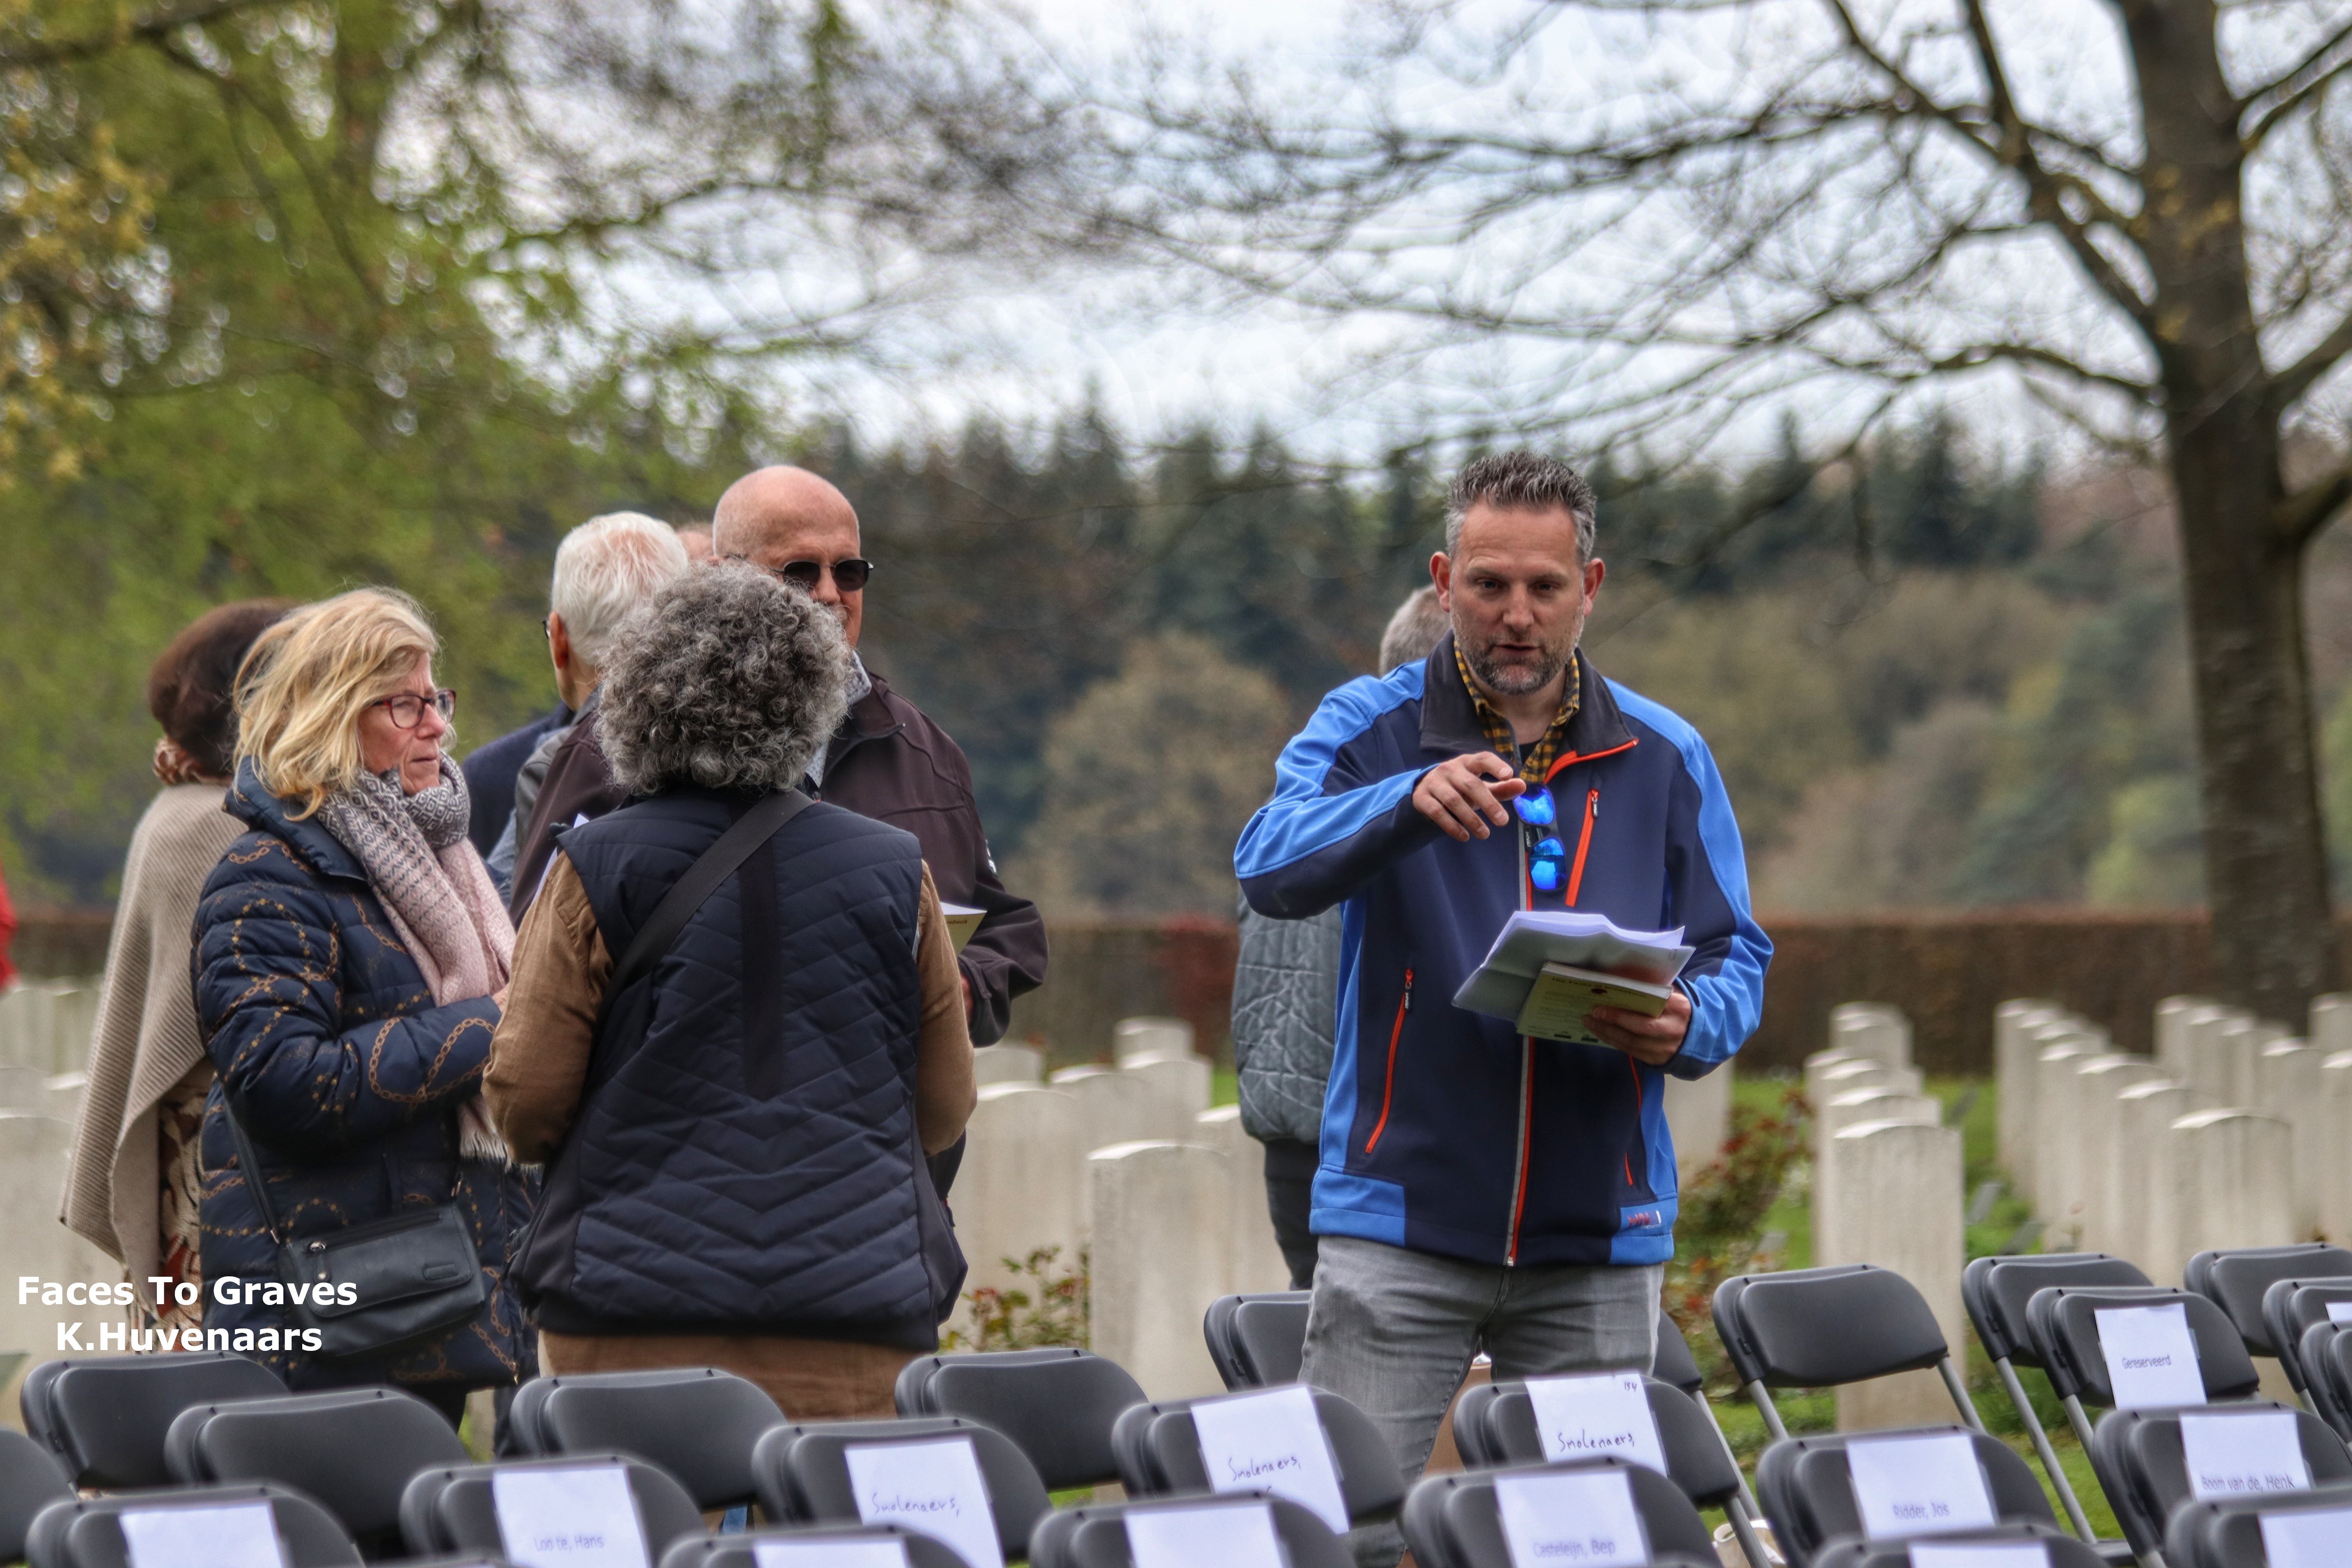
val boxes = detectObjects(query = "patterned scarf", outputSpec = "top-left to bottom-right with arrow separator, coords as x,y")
316,755 -> 514,1007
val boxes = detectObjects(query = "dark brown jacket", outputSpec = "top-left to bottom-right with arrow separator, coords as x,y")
509,670 -> 1047,1045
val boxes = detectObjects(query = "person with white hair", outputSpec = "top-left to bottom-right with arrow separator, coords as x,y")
486,513 -> 690,907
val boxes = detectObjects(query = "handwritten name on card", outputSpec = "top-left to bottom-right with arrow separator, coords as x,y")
842,1437 -> 1004,1568
1846,1431 -> 1998,1540
750,1541 -> 909,1568
1124,1501 -> 1285,1568
1523,1373 -> 1667,1475
2095,1302 -> 2207,1410
1908,1543 -> 2051,1568
1190,1385 -> 1351,1534
1493,1468 -> 1649,1568
2180,1408 -> 2313,1501
119,1501 -> 287,1568
492,1464 -> 652,1568
2259,1504 -> 2352,1568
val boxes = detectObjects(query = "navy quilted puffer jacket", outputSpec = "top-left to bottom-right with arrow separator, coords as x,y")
191,763 -> 537,1390
514,788 -> 962,1349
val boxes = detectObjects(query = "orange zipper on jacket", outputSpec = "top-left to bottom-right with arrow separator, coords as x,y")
1364,968 -> 1413,1155
1565,787 -> 1599,906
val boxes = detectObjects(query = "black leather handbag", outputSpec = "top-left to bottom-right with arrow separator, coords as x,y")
222,1098 -> 489,1360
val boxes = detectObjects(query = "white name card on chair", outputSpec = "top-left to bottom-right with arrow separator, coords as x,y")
1125,1501 -> 1285,1568
2327,1301 -> 2352,1325
1524,1372 -> 1667,1475
1908,1544 -> 2050,1568
1846,1431 -> 1998,1539
1189,1385 -> 1350,1534
493,1464 -> 652,1568
2180,1408 -> 2312,1500
120,1501 -> 287,1568
843,1437 -> 1004,1568
2095,1303 -> 2206,1410
1493,1468 -> 1648,1568
750,1543 -> 908,1568
2261,1504 -> 2352,1567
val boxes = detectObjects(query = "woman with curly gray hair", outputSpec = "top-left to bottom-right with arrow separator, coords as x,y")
485,564 -> 975,1417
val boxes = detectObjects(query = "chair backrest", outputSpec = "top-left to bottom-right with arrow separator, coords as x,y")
1961,1253 -> 2151,1368
751,1416 -> 1051,1562
1400,1458 -> 1717,1568
1109,1386 -> 1406,1527
2263,1279 -> 2352,1396
2187,1244 -> 2352,1356
1651,1311 -> 1705,1397
2024,1285 -> 2260,1408
27,1482 -> 359,1568
655,1523 -> 968,1568
2303,1321 -> 2352,1440
164,1386 -> 470,1550
1810,1525 -> 2107,1568
2085,1401 -> 2352,1558
1202,1292 -> 1311,1390
2160,1478 -> 2352,1568
893,1348 -> 1148,1490
510,1367 -> 783,1511
1466,1378 -> 1742,1509
1027,1490 -> 1354,1568
398,1453 -> 705,1568
20,1352 -> 287,1488
0,1429 -> 74,1564
1754,1426 -> 2057,1567
1712,1267 -> 1949,1389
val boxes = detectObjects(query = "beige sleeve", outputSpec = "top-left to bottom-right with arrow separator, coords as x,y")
485,851 -> 613,1164
914,862 -> 977,1154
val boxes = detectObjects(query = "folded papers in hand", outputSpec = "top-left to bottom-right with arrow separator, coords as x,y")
1453,910 -> 1693,1045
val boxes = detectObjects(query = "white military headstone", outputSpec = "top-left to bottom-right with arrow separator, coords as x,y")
2254,1041 -> 2323,1240
956,1085 -> 1084,1317
1123,1054 -> 1212,1143
2073,1055 -> 2168,1257
1817,1119 -> 1965,1431
1087,1141 -> 1233,1399
971,1044 -> 1044,1088
1114,1017 -> 1195,1067
1828,1004 -> 1913,1068
2323,1052 -> 2352,1247
1049,1068 -> 1162,1234
2169,1108 -> 2297,1270
1993,999 -> 2062,1181
1195,1106 -> 1294,1294
0,1112 -> 125,1375
1661,1060 -> 1733,1187
1814,1090 -> 1938,1273
2309,993 -> 2352,1057
2025,1037 -> 2098,1208
2114,1078 -> 2198,1280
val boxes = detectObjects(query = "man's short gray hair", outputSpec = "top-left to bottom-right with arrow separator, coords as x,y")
550,512 -> 691,670
1444,451 -> 1599,564
1379,585 -> 1448,674
600,565 -> 851,796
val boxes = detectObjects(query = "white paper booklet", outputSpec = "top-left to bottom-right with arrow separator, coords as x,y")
119,1502 -> 287,1568
1454,911 -> 1693,1027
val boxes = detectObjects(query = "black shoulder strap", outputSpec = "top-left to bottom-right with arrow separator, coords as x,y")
220,1096 -> 285,1245
607,788 -> 814,1003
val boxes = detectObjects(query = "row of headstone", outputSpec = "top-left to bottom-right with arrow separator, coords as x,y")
0,980 -> 107,1390
0,979 -> 100,1077
1994,996 -> 2334,1287
1803,1004 -> 1967,1430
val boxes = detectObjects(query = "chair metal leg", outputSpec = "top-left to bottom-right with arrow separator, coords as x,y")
2060,1392 -> 2098,1457
1994,1356 -> 2095,1542
1726,1493 -> 1773,1568
1743,1379 -> 1790,1444
1696,1387 -> 1762,1516
1935,1356 -> 1987,1433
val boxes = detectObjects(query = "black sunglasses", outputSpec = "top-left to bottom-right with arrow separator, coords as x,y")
727,554 -> 875,593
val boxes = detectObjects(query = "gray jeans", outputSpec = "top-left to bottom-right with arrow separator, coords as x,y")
1301,1235 -> 1664,1568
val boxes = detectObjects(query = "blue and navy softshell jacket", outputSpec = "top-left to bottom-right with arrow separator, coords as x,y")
1235,633 -> 1771,1268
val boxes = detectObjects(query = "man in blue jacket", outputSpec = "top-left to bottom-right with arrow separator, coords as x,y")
1235,451 -> 1769,1563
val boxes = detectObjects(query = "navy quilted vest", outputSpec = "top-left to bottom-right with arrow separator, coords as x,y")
514,787 -> 955,1348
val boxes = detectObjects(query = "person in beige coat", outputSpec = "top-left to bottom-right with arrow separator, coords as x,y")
62,600 -> 291,1336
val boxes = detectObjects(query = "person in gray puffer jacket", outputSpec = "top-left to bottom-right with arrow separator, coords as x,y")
1232,585 -> 1449,1287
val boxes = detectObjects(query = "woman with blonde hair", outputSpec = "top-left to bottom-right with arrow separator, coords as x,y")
191,587 -> 533,1412
64,600 -> 291,1341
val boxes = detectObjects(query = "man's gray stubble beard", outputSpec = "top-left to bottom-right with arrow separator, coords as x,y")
1465,638 -> 1569,697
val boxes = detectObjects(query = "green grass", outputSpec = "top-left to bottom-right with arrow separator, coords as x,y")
1212,1066 -> 1238,1107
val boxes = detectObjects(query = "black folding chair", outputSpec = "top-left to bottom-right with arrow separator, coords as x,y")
1202,1292 -> 1310,1390
501,1367 -> 782,1512
165,1386 -> 470,1557
894,1347 -> 1148,1490
2024,1286 -> 2260,1456
1755,1426 -> 2060,1568
1028,1490 -> 1354,1568
1652,1309 -> 1757,1515
656,1523 -> 967,1568
28,1483 -> 359,1568
1401,1458 -> 1718,1568
1962,1251 -> 2149,1548
2160,1478 -> 2352,1568
20,1351 -> 286,1488
1812,1526 -> 2109,1568
1711,1265 -> 1986,1440
0,1429 -> 73,1565
2185,1244 -> 2352,1371
1457,1374 -> 1771,1568
2087,1402 -> 2352,1562
2303,1321 -> 2352,1441
398,1454 -> 703,1566
2262,1279 -> 2352,1410
1111,1386 -> 1405,1528
751,1416 -> 1050,1563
